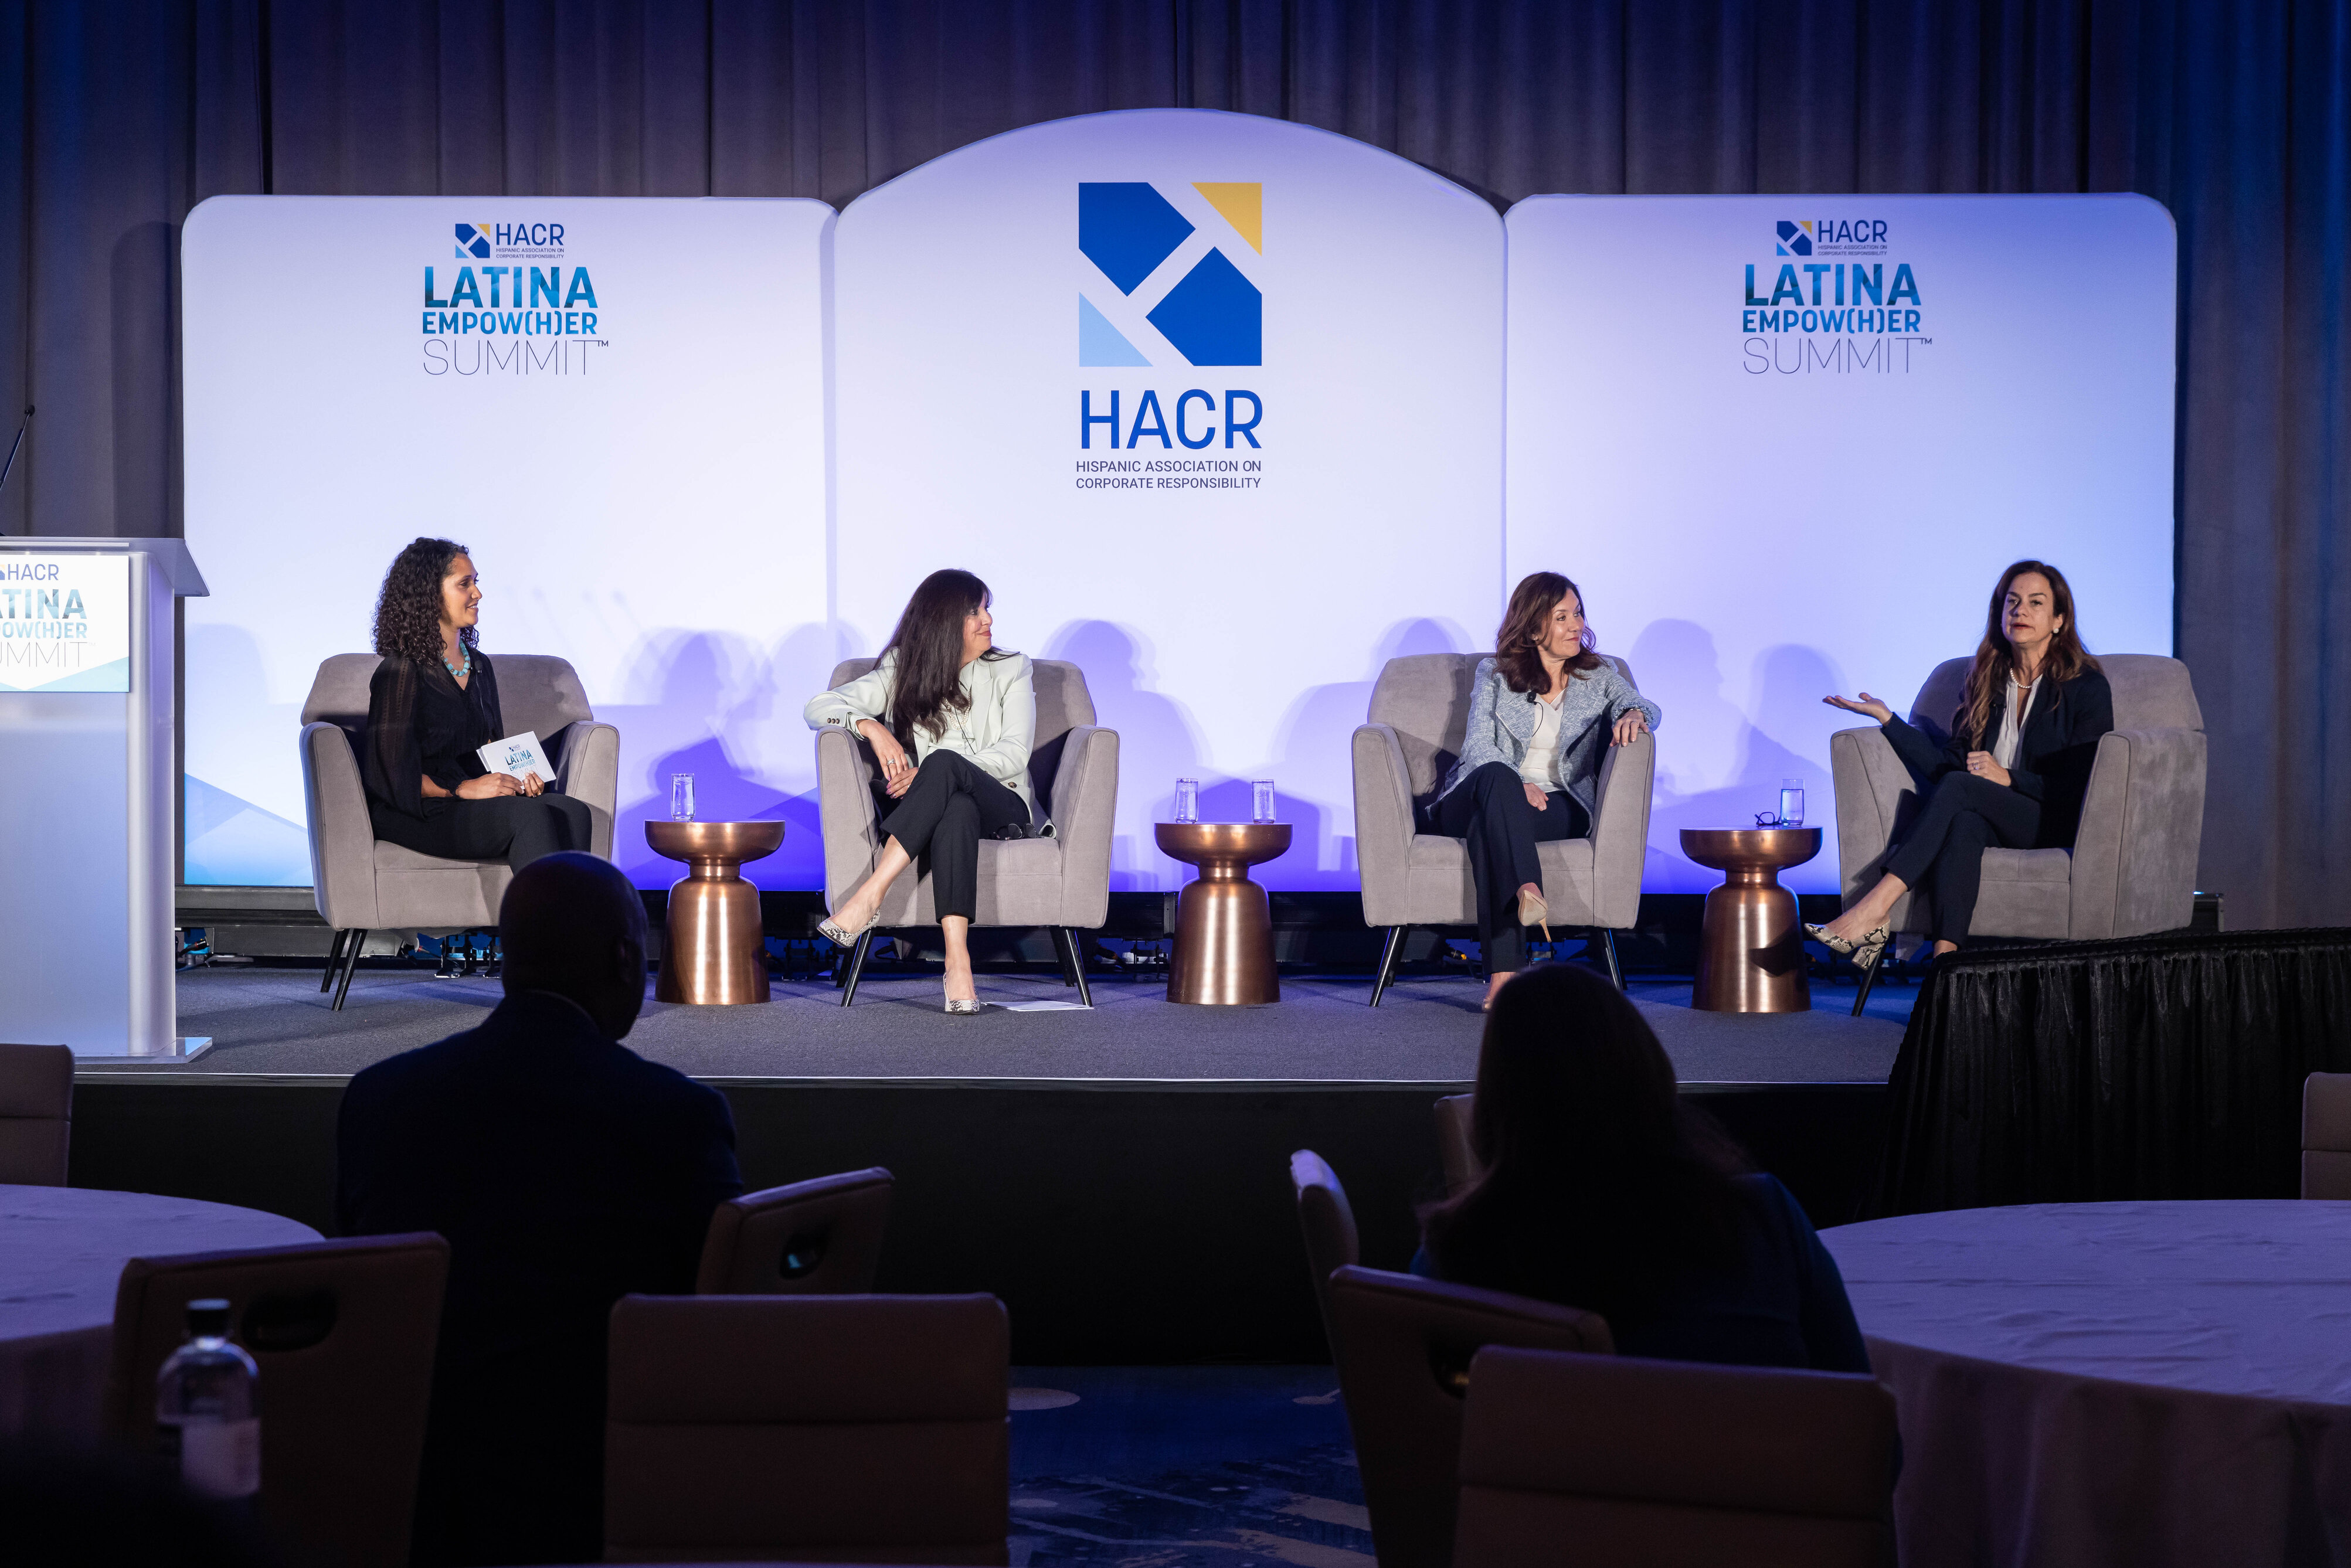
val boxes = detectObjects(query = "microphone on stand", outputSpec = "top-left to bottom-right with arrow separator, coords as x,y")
0,406 -> 32,529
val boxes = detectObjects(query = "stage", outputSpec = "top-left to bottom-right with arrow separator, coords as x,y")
155,963 -> 1910,1085
62,962 -> 1911,1363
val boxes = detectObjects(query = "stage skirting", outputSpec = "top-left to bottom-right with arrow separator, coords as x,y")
1866,927 -> 2351,1216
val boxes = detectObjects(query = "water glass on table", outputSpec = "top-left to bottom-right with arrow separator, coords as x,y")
1173,778 -> 1199,824
670,773 -> 697,822
1251,779 -> 1276,823
1779,777 -> 1806,828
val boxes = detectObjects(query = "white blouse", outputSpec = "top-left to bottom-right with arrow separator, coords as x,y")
1517,691 -> 1565,789
1993,676 -> 2041,772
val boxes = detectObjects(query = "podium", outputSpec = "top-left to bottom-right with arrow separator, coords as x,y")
0,538 -> 210,1059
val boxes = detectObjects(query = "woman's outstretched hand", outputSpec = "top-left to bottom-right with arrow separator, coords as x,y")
1823,692 -> 1895,724
1611,710 -> 1650,747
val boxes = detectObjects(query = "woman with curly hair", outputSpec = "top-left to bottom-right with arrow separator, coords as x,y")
361,537 -> 592,875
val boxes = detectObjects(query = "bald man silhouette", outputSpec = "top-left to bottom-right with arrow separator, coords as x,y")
337,853 -> 742,1566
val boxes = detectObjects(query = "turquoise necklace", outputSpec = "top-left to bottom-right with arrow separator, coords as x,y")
444,641 -> 471,682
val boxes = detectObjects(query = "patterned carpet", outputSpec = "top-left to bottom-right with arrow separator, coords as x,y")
1009,1367 -> 1372,1568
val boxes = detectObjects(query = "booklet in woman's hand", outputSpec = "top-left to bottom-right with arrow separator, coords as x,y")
477,731 -> 553,786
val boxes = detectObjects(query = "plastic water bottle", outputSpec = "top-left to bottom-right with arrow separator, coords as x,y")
156,1298 -> 260,1508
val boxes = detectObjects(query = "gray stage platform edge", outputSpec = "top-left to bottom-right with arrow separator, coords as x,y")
69,1074 -> 1885,1364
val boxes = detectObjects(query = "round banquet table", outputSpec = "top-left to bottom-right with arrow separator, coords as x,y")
1822,1201 -> 2351,1568
0,1185 -> 321,1441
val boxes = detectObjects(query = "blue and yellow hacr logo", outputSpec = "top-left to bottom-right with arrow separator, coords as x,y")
1079,182 -> 1262,368
456,223 -> 492,260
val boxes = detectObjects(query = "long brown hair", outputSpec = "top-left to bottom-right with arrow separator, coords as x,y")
879,569 -> 1007,745
1494,571 -> 1604,694
1956,560 -> 2099,745
1419,964 -> 1750,1322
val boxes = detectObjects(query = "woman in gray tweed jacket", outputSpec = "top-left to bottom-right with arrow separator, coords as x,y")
1433,572 -> 1662,1008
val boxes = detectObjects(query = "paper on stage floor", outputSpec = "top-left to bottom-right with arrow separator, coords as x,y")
477,731 -> 553,786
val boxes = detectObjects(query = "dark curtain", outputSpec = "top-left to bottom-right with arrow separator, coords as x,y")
1866,927 -> 2351,1214
2,0 -> 2344,924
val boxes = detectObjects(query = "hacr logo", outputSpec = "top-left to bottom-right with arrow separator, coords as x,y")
1776,220 -> 1813,257
456,221 -> 568,259
1079,182 -> 1262,367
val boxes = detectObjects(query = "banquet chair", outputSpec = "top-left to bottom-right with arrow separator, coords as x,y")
102,1233 -> 449,1568
0,1042 -> 73,1184
1829,652 -> 2206,1013
2301,1074 -> 2351,1199
298,653 -> 621,1009
1290,1150 -> 1361,1360
815,658 -> 1119,1008
1455,1344 -> 1898,1568
1354,654 -> 1655,1004
1434,1094 -> 1478,1197
1326,1266 -> 1613,1568
697,1167 -> 895,1294
604,1293 -> 1009,1564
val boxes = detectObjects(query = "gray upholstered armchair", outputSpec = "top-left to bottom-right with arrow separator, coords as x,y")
298,654 -> 620,1008
1829,652 -> 2207,1012
814,657 -> 1117,1006
1352,653 -> 1656,1004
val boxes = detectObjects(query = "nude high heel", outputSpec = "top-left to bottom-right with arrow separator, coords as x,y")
1517,886 -> 1552,943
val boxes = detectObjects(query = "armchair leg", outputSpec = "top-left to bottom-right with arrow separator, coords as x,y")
838,929 -> 878,1008
1051,927 -> 1094,1008
330,930 -> 365,1012
1369,926 -> 1407,1007
1596,928 -> 1625,991
320,928 -> 353,993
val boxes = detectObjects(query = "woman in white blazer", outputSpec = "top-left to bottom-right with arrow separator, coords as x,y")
805,569 -> 1035,1013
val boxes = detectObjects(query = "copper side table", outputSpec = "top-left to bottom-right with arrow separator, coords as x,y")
1156,822 -> 1292,1005
646,821 -> 784,1005
1679,827 -> 1822,1013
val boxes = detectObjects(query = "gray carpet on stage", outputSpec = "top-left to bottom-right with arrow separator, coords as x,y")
161,965 -> 1908,1084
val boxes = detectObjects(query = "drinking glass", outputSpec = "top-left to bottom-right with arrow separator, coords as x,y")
1779,777 -> 1806,828
1173,778 -> 1200,824
1251,780 -> 1276,823
670,773 -> 697,822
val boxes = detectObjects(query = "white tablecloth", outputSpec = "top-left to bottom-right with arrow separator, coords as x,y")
1824,1200 -> 2351,1568
0,1185 -> 320,1440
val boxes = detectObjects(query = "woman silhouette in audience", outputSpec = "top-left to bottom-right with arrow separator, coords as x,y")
1416,963 -> 1870,1372
807,569 -> 1037,1014
1812,559 -> 2113,972
362,537 -> 593,880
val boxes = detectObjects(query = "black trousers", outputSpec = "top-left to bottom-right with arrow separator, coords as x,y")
1431,761 -> 1592,977
371,792 -> 595,874
1883,771 -> 2041,943
874,750 -> 1029,923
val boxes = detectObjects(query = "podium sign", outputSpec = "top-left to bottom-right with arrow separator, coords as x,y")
0,539 -> 208,1059
0,553 -> 131,692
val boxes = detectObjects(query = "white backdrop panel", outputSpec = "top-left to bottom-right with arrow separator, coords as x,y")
1505,195 -> 2176,893
833,108 -> 1504,892
182,196 -> 833,891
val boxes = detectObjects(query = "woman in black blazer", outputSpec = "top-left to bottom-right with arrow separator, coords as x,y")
1810,560 -> 2114,970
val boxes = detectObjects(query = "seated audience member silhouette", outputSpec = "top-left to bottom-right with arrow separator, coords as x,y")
1415,963 -> 1869,1372
337,853 -> 743,1566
